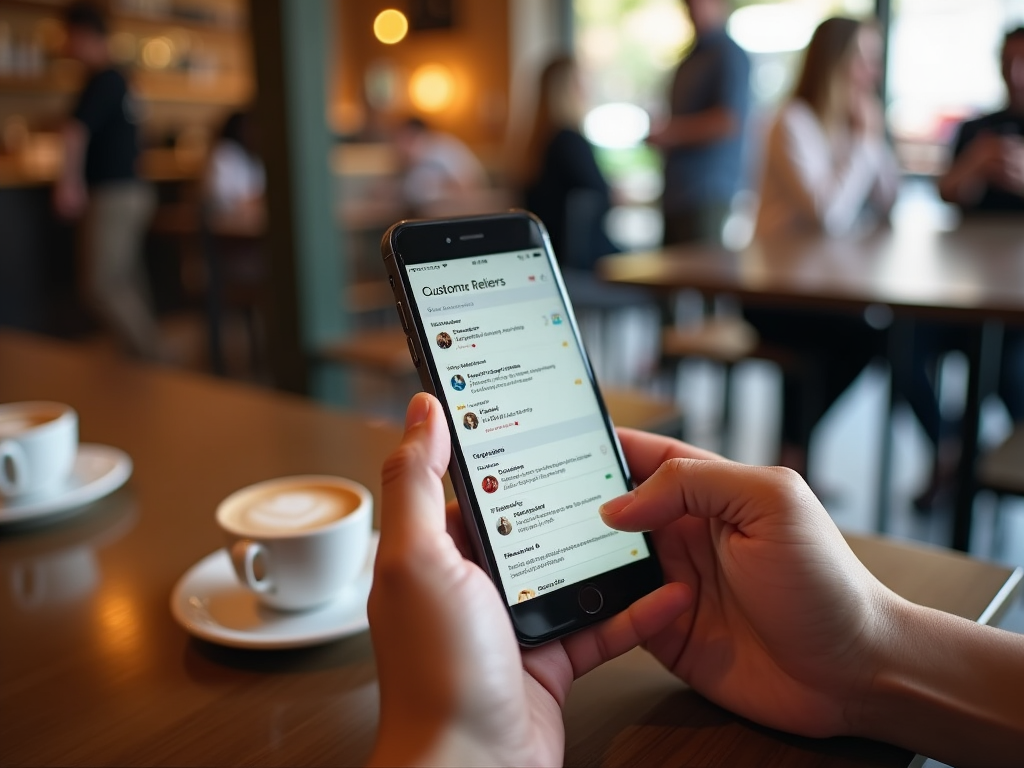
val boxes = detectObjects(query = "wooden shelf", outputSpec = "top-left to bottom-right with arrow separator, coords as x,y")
0,69 -> 250,106
0,74 -> 76,94
0,0 -> 245,29
112,11 -> 245,39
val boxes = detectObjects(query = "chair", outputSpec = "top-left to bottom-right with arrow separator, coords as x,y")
975,425 -> 1024,558
977,426 -> 1024,497
659,311 -> 798,457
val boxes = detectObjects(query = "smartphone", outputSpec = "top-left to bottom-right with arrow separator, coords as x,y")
381,211 -> 662,646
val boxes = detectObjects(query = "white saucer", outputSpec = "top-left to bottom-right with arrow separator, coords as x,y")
170,532 -> 379,650
0,444 -> 133,527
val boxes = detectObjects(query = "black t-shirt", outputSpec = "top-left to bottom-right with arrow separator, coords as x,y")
524,129 -> 617,270
72,68 -> 140,187
953,109 -> 1024,212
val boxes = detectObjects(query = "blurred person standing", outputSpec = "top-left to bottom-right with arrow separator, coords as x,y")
649,0 -> 751,246
747,17 -> 898,475
518,56 -> 617,270
54,2 -> 160,360
394,117 -> 487,216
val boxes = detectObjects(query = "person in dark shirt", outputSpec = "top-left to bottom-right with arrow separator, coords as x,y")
55,2 -> 160,359
649,0 -> 751,245
939,27 -> 1024,211
902,27 -> 1024,509
520,56 -> 617,271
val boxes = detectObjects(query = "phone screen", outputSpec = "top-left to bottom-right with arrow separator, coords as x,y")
403,247 -> 652,606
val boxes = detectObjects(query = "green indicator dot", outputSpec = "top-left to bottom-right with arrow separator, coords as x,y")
605,473 -> 612,479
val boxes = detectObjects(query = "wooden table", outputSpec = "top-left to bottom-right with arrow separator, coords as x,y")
1,330 -> 1021,767
600,219 -> 1024,550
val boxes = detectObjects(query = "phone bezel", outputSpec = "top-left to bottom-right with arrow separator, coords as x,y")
382,211 -> 663,646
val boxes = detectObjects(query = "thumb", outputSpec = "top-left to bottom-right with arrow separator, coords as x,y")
600,459 -> 812,534
378,393 -> 452,560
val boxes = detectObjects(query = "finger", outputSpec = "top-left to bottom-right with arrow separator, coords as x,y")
616,427 -> 725,483
378,394 -> 452,562
444,499 -> 474,560
557,582 -> 692,678
601,458 -> 812,533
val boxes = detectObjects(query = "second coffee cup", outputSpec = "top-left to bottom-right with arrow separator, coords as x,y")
216,475 -> 372,611
0,402 -> 78,500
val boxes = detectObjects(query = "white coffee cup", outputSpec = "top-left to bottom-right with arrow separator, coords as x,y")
216,475 -> 372,611
0,402 -> 78,499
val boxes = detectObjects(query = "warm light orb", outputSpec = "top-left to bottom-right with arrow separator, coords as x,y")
409,63 -> 454,113
374,9 -> 409,45
141,36 -> 173,69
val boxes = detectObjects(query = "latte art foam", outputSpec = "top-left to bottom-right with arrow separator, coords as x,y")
222,482 -> 362,536
244,491 -> 342,531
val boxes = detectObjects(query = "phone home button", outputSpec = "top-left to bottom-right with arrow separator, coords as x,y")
578,585 -> 603,615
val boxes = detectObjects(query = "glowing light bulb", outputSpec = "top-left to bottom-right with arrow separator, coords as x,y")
409,63 -> 455,113
374,9 -> 409,45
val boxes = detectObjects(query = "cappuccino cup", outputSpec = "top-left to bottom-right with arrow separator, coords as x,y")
216,476 -> 372,611
0,402 -> 78,500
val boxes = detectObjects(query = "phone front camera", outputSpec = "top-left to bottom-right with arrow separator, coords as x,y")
446,237 -> 452,244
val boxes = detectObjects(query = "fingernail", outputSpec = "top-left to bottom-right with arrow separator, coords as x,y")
599,491 -> 634,519
405,394 -> 430,429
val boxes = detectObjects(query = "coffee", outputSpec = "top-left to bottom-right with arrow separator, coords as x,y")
216,475 -> 373,611
0,402 -> 78,499
0,411 -> 58,439
224,483 -> 360,536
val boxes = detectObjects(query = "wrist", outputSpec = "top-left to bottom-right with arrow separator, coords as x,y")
369,723 -> 504,768
852,598 -> 1024,766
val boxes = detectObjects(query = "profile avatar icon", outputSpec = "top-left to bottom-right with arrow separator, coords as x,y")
517,589 -> 536,603
463,412 -> 479,430
481,475 -> 498,494
451,374 -> 466,391
435,332 -> 453,349
497,516 -> 512,536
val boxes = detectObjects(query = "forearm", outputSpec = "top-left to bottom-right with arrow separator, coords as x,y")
938,156 -> 986,207
369,724 -> 506,768
856,597 -> 1024,767
657,108 -> 736,148
59,121 -> 88,185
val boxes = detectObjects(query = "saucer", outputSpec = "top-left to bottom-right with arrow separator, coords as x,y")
170,532 -> 379,650
0,444 -> 133,527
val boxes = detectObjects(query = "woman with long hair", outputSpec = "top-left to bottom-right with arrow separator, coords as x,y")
747,18 -> 899,475
756,17 -> 899,237
516,56 -> 617,270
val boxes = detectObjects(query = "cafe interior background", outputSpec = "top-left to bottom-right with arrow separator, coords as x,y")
1,0 -> 1023,636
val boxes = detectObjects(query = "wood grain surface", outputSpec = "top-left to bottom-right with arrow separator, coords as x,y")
1,330 -> 1019,767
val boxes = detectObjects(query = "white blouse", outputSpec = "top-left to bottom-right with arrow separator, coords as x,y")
205,140 -> 265,215
755,99 -> 900,239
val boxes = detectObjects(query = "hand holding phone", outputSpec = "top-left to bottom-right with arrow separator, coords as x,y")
381,211 -> 663,645
368,393 -> 692,767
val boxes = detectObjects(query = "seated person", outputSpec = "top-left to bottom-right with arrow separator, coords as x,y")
748,17 -> 898,474
902,27 -> 1024,509
394,117 -> 488,215
204,110 -> 265,227
939,27 -> 1024,213
518,56 -> 617,271
514,56 -> 648,313
367,393 -> 1024,767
